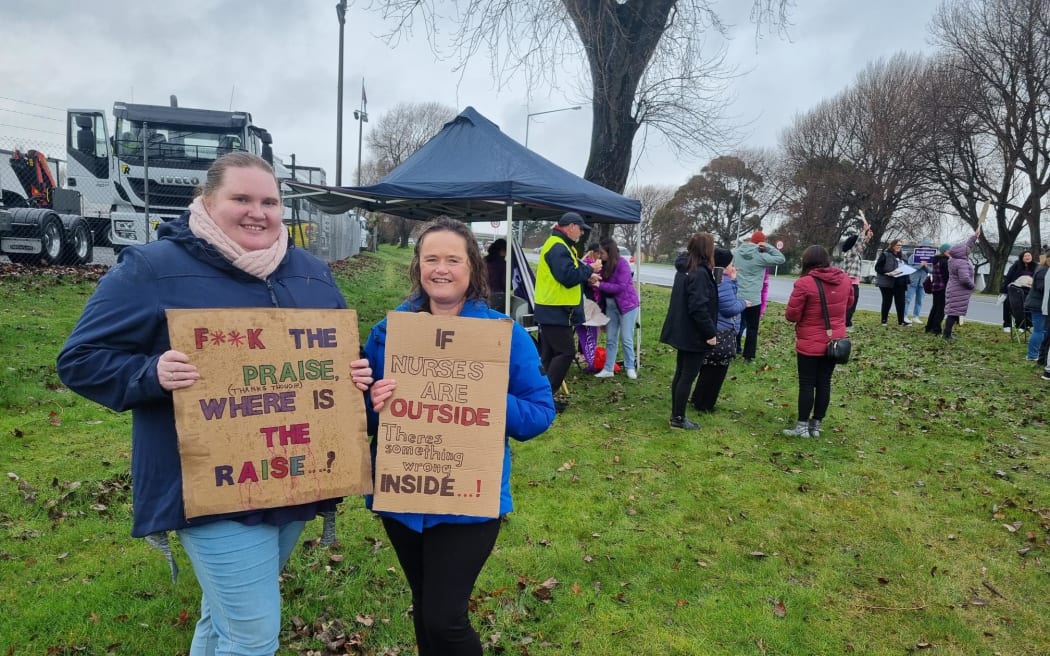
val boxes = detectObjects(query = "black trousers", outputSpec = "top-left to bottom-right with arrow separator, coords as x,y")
382,517 -> 501,656
691,363 -> 729,412
925,290 -> 946,335
538,324 -> 575,394
879,285 -> 907,324
737,305 -> 762,359
846,283 -> 860,327
796,352 -> 836,422
943,314 -> 960,339
671,349 -> 706,418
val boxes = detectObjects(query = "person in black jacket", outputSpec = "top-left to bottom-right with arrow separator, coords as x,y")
875,239 -> 910,326
1001,250 -> 1036,332
660,232 -> 719,430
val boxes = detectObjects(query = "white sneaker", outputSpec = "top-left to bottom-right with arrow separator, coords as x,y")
1004,326 -> 1012,333
594,370 -> 614,378
626,368 -> 637,380
911,315 -> 923,324
902,317 -> 912,324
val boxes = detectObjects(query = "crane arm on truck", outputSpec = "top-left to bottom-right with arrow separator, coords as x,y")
8,149 -> 57,209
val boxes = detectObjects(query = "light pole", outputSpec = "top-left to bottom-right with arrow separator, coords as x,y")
353,84 -> 369,249
335,0 -> 347,186
524,105 -> 582,148
353,85 -> 367,186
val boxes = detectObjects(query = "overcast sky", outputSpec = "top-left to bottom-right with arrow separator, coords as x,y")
0,0 -> 939,193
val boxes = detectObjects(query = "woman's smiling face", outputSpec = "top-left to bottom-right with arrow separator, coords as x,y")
418,230 -> 471,315
203,166 -> 282,251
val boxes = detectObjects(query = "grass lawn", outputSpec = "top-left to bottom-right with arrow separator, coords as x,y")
1,249 -> 1048,656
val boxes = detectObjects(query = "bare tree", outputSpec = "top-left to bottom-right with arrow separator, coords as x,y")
365,101 -> 458,247
361,0 -> 793,237
621,183 -> 675,259
780,53 -> 941,253
927,0 -> 1050,290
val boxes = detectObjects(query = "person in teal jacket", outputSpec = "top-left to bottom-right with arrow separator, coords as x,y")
357,217 -> 555,656
732,230 -> 785,361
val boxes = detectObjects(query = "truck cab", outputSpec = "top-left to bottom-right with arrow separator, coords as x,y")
66,102 -> 273,249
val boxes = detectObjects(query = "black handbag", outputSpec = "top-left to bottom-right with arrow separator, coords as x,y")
814,279 -> 851,364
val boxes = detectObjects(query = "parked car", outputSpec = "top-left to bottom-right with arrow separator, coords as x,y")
618,245 -> 638,277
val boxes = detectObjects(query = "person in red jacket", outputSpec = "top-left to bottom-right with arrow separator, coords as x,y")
782,245 -> 853,438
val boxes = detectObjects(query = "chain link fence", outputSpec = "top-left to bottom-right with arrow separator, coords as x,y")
1,129 -> 362,267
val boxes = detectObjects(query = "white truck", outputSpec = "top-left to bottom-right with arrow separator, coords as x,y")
1,148 -> 95,265
2,97 -> 273,263
66,98 -> 274,250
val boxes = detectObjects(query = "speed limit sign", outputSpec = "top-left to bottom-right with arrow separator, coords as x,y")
490,221 -> 501,229
775,240 -> 784,250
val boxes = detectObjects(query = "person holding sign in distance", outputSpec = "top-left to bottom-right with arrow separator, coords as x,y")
356,217 -> 555,656
58,152 -> 372,656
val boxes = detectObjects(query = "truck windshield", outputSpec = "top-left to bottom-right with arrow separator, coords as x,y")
114,119 -> 245,164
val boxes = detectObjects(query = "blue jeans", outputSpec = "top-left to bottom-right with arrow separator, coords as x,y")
178,520 -> 306,656
904,278 -> 925,317
1029,312 -> 1046,360
602,303 -> 638,371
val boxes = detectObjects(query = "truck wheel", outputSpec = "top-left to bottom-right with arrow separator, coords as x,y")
64,218 -> 93,265
38,214 -> 64,265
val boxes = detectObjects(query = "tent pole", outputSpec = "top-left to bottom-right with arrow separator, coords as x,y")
635,221 -> 642,368
505,205 -> 513,315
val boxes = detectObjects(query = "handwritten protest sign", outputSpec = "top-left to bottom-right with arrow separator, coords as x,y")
373,312 -> 511,518
167,308 -> 371,519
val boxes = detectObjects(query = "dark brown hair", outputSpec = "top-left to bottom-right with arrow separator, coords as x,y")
408,217 -> 489,308
800,244 -> 831,274
599,236 -> 620,280
686,232 -> 715,272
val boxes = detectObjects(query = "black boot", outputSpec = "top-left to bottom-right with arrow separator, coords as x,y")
670,416 -> 700,430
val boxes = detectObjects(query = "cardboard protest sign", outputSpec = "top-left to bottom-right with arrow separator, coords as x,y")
373,312 -> 511,518
167,308 -> 371,519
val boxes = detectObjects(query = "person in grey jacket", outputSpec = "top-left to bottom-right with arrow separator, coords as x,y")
732,230 -> 785,361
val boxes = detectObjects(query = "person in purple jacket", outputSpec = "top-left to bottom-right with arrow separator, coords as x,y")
593,237 -> 640,379
943,227 -> 982,341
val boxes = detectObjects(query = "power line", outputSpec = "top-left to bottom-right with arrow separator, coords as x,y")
0,95 -> 65,112
0,123 -> 64,136
0,107 -> 63,122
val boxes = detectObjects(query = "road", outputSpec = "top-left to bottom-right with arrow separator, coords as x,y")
635,262 -> 1003,326
523,253 -> 1003,327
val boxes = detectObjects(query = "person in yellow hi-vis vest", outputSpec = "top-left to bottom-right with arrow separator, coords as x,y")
534,212 -> 602,413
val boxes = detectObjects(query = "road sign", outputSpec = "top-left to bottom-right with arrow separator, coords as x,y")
490,221 -> 501,229
775,240 -> 784,250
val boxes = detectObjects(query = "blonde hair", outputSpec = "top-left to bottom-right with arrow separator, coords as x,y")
195,152 -> 278,200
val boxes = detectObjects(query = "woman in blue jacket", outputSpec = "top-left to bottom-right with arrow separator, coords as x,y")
57,153 -> 370,655
360,217 -> 555,656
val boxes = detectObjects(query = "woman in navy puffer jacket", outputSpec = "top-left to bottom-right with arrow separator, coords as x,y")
783,245 -> 853,439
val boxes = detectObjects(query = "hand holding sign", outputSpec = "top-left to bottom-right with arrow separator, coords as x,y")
157,349 -> 200,391
370,378 -> 397,412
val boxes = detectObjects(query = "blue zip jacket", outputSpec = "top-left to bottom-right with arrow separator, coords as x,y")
362,298 -> 555,532
717,277 -> 747,333
57,217 -> 347,537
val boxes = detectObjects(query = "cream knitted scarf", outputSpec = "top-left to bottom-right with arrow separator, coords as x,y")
188,196 -> 288,279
